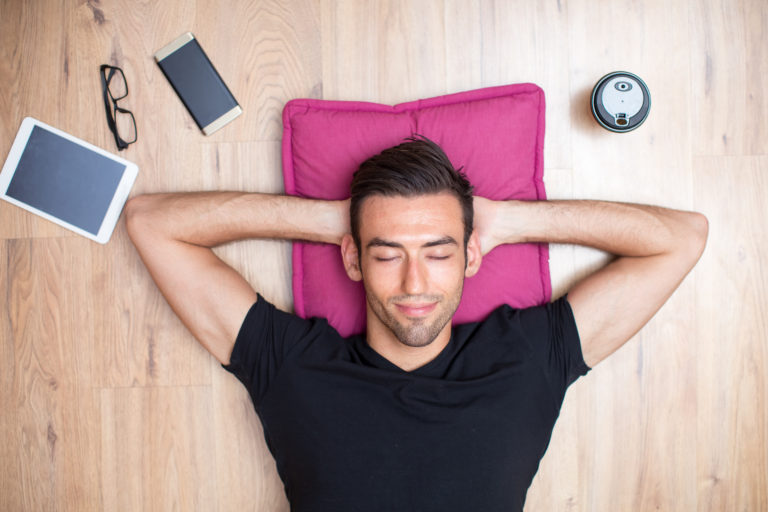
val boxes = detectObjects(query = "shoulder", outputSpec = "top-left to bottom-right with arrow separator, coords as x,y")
458,296 -> 576,335
225,295 -> 352,404
232,295 -> 348,364
453,296 -> 584,365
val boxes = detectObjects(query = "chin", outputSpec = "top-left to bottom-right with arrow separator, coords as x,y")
364,282 -> 464,350
376,302 -> 457,349
393,323 -> 442,348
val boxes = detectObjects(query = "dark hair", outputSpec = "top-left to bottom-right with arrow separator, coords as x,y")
349,135 -> 474,250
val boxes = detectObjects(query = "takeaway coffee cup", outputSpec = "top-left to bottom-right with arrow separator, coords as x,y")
591,71 -> 651,132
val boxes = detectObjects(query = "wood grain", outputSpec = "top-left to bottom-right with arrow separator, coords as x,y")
693,155 -> 768,511
321,0 -> 448,105
445,0 -> 573,169
690,0 -> 747,156
1,0 -> 767,510
100,386 -> 217,511
4,238 -> 101,509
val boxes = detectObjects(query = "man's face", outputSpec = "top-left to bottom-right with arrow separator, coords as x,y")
346,193 -> 479,349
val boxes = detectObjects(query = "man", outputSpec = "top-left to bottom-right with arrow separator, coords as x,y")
125,136 -> 707,511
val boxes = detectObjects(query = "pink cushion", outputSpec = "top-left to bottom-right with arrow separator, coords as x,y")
282,83 -> 550,337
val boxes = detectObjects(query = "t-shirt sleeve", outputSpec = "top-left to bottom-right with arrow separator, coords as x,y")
222,294 -> 316,406
520,295 -> 591,389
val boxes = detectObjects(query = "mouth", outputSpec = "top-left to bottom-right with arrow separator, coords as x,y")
394,302 -> 438,318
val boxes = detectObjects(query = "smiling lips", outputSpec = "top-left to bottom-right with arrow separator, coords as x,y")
395,302 -> 438,318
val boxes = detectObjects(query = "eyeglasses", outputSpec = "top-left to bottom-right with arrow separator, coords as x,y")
100,65 -> 137,151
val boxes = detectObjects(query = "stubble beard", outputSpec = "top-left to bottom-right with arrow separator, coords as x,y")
365,287 -> 463,348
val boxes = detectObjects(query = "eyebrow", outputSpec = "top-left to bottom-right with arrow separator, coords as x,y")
366,236 -> 459,250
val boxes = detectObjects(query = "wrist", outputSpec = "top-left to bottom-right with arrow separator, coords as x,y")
473,197 -> 527,254
493,200 -> 530,245
317,198 -> 350,245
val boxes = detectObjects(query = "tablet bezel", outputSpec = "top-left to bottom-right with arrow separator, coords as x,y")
0,117 -> 139,244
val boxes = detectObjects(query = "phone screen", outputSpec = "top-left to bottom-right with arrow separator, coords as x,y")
155,34 -> 241,134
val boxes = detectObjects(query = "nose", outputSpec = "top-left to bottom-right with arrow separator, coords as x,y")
402,257 -> 427,295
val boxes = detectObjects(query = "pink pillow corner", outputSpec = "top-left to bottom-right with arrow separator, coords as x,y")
283,84 -> 550,337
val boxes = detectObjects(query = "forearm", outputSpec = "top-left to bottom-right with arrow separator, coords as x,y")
482,199 -> 707,258
125,192 -> 350,247
124,191 -> 349,363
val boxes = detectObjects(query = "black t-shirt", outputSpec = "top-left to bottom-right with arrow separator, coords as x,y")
224,295 -> 590,512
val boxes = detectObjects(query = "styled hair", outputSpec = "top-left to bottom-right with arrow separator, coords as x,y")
349,135 -> 474,250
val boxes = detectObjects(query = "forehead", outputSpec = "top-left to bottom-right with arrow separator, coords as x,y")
357,193 -> 464,244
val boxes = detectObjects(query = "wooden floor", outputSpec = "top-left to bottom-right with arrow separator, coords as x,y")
1,0 -> 766,510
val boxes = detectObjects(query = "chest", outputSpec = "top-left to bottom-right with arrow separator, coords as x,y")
258,359 -> 564,510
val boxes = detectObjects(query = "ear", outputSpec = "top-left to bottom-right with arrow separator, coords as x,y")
340,234 -> 363,282
464,231 -> 483,278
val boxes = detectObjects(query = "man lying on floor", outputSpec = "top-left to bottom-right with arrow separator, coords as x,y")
126,136 -> 708,511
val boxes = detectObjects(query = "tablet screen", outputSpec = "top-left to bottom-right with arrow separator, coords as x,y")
6,125 -> 126,235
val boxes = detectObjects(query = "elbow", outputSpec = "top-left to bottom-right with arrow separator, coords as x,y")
124,194 -> 159,245
681,211 -> 709,262
690,211 -> 709,255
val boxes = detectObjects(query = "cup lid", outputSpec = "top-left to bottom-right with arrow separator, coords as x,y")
591,71 -> 651,132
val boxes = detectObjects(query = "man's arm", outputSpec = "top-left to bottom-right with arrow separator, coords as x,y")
474,198 -> 708,367
125,192 -> 349,365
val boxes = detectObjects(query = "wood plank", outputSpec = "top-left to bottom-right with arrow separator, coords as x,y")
0,240 -> 24,510
11,385 -> 102,511
690,0 -> 748,156
320,0 -> 379,102
742,0 -> 768,156
6,238 -> 95,389
100,386 -> 218,511
3,238 -> 102,509
321,0 -> 448,104
694,155 -> 768,510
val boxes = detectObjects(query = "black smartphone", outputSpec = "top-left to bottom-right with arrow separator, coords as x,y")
154,32 -> 242,135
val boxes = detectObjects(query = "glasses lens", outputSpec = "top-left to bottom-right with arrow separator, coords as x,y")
114,108 -> 137,144
107,67 -> 128,100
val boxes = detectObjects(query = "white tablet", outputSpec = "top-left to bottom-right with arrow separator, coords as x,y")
0,117 -> 138,244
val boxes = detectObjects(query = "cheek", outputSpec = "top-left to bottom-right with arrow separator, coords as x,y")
432,265 -> 466,292
361,263 -> 398,296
